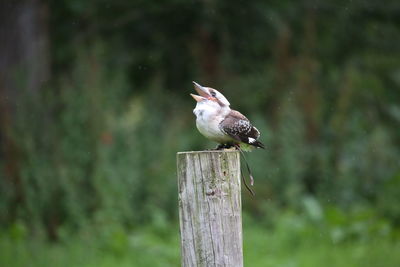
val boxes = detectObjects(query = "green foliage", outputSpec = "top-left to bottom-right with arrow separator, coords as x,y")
377,174 -> 400,225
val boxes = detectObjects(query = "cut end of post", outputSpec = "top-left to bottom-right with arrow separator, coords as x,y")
177,150 -> 239,155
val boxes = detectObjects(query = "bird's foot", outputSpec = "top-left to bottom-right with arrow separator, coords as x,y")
215,143 -> 235,150
215,144 -> 226,150
224,143 -> 235,149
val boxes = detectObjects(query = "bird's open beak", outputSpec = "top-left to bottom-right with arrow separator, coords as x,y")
190,93 -> 206,102
191,81 -> 214,102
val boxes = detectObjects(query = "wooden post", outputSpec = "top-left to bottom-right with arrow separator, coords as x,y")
177,150 -> 243,267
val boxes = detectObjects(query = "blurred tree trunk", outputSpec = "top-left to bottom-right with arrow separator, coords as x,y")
0,0 -> 49,224
198,29 -> 220,83
298,10 -> 321,195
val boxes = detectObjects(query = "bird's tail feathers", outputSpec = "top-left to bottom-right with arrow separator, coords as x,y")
252,140 -> 265,149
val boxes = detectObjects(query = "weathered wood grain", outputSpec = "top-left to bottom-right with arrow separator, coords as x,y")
177,150 -> 243,267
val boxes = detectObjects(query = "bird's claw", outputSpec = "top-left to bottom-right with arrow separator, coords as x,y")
215,143 -> 235,150
215,144 -> 225,150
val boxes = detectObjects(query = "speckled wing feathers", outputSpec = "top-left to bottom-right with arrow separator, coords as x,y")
219,110 -> 264,148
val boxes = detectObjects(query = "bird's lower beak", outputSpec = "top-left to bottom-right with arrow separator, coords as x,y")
190,93 -> 205,102
193,81 -> 211,98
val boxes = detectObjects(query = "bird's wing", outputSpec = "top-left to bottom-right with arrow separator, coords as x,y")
219,110 -> 264,148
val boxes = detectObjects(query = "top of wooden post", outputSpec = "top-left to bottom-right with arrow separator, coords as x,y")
177,150 -> 239,155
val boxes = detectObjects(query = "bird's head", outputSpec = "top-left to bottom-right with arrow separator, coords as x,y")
190,81 -> 230,107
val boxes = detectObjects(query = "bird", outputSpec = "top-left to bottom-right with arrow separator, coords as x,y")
190,81 -> 264,151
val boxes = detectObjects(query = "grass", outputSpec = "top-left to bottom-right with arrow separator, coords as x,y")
244,225 -> 400,267
1,218 -> 399,267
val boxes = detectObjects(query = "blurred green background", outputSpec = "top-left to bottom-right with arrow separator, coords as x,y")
1,0 -> 400,266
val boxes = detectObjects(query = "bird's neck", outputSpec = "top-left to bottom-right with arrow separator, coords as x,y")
193,102 -> 230,121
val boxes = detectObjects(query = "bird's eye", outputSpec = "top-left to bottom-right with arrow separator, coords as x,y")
210,91 -> 216,97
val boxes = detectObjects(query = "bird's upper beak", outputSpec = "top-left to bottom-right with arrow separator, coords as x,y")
191,81 -> 213,102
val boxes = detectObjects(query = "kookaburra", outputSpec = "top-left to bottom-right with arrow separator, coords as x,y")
191,81 -> 264,150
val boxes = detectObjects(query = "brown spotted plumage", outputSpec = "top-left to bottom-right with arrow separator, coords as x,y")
220,110 -> 264,148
